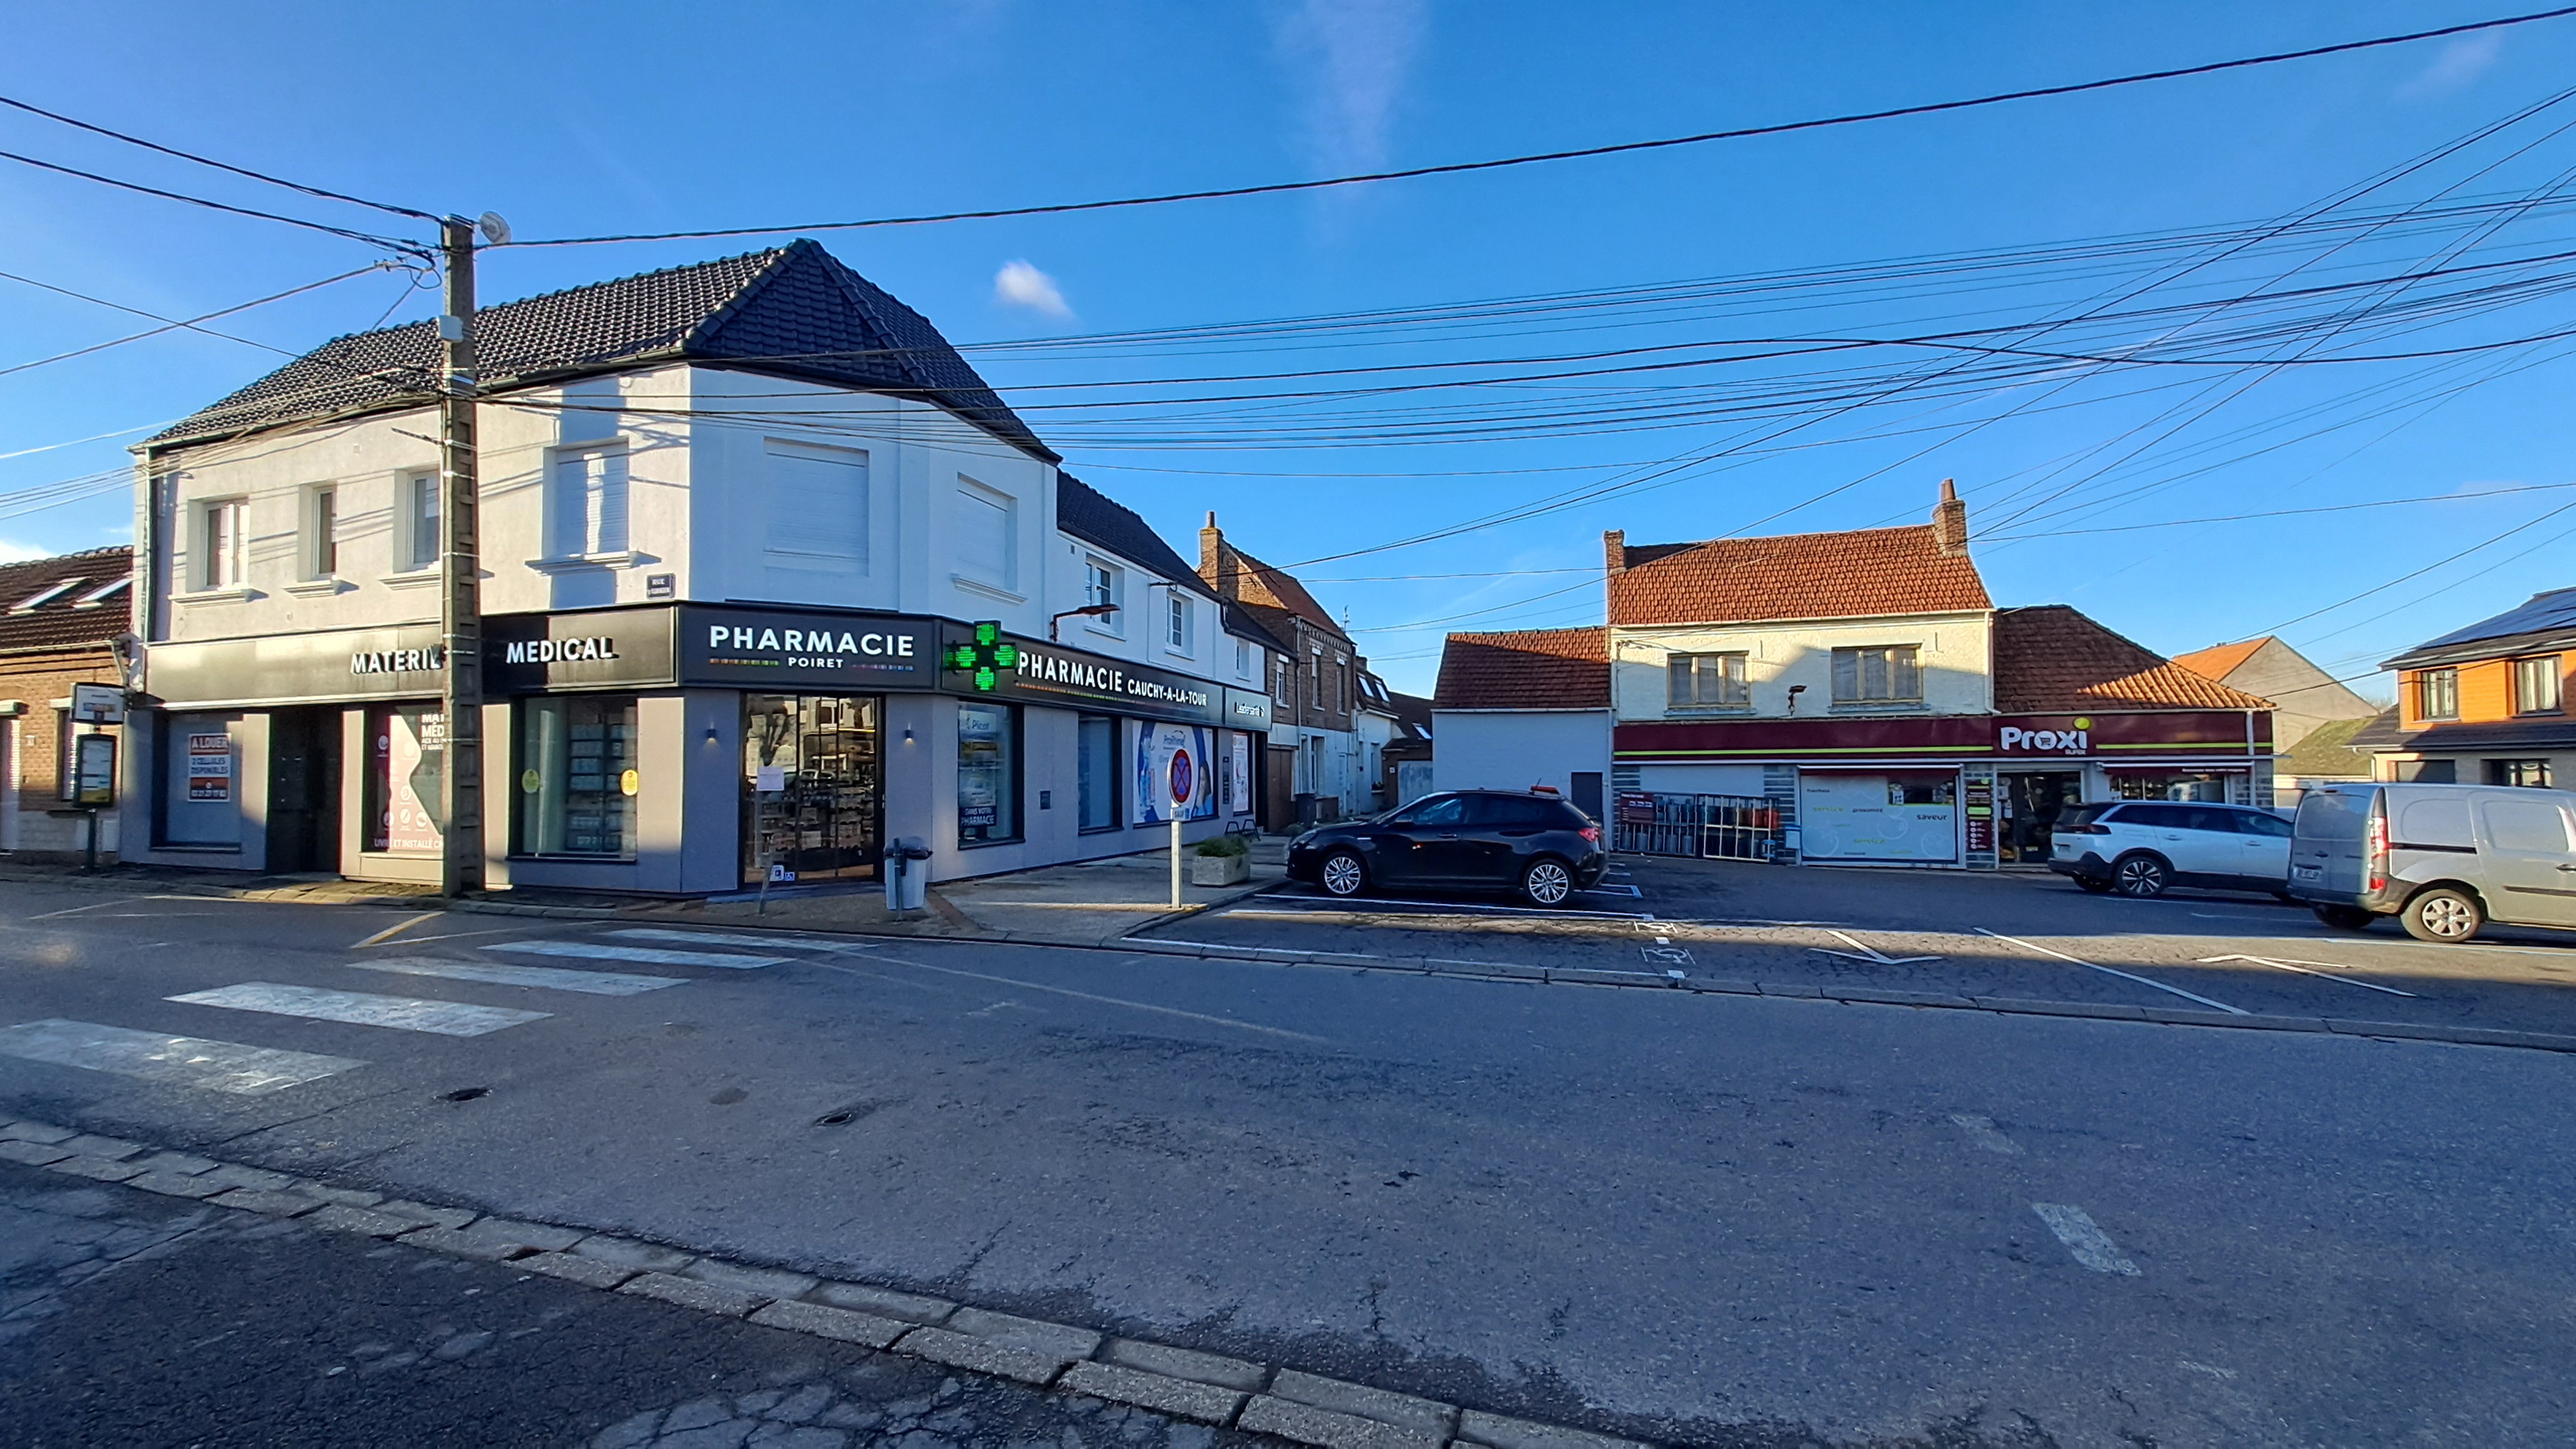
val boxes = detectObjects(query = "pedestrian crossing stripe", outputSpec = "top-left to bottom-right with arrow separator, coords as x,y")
352,957 -> 686,996
483,940 -> 787,969
167,983 -> 549,1037
0,1019 -> 364,1095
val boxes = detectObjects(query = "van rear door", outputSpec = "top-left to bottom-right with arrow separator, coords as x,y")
2473,793 -> 2576,927
2292,787 -> 2372,897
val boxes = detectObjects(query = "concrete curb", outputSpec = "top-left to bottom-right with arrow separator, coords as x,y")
0,1114 -> 1654,1449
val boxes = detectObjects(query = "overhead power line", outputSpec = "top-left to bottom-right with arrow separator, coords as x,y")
0,92 -> 440,222
0,147 -> 430,256
0,262 -> 402,379
503,6 -> 2576,248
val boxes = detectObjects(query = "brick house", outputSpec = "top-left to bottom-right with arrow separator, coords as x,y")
0,546 -> 133,861
1198,514 -> 1363,824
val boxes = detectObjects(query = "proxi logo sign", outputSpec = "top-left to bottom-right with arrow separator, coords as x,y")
1998,717 -> 2093,755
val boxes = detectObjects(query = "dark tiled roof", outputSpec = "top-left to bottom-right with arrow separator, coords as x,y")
1056,476 -> 1215,600
2372,717 -> 2576,752
2346,706 -> 2408,752
2273,715 -> 2376,777
1435,627 -> 1608,710
1221,601 -> 1288,654
1994,605 -> 2272,713
0,547 -> 132,654
2385,586 -> 2576,669
145,240 -> 1054,461
1610,524 -> 1990,626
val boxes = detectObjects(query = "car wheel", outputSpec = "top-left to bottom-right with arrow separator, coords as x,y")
2112,853 -> 2170,899
1318,849 -> 1368,899
2401,887 -> 2482,944
1522,856 -> 1574,907
2313,904 -> 2373,932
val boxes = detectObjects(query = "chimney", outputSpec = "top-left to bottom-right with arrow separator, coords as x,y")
1199,511 -> 1236,599
1932,479 -> 1968,556
1603,529 -> 1627,575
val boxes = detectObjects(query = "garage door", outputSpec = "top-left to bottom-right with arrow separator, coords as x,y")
1799,772 -> 1959,863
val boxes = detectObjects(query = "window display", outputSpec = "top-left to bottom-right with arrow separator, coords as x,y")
519,696 -> 638,858
365,703 -> 444,855
957,702 -> 1018,844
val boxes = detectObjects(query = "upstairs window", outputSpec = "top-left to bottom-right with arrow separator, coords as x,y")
954,477 -> 1015,589
73,577 -> 129,609
1667,652 -> 1750,708
402,471 -> 440,571
2513,656 -> 2563,716
305,485 -> 339,578
198,500 -> 246,590
11,578 -> 81,613
549,444 -> 629,559
1165,592 -> 1192,652
1236,637 -> 1252,676
2416,668 -> 2459,722
1831,645 -> 1921,705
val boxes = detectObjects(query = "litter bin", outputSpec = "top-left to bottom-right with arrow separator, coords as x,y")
883,836 -> 933,912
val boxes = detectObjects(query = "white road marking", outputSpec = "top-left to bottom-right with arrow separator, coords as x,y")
353,911 -> 444,949
0,1019 -> 364,1094
609,927 -> 843,952
2196,955 -> 2419,998
1948,1113 -> 2024,1155
818,953 -> 1328,1043
1975,928 -> 2248,1014
352,957 -> 684,996
2032,1202 -> 2140,1275
1813,928 -> 1941,965
483,940 -> 787,969
167,983 -> 549,1037
25,901 -> 118,919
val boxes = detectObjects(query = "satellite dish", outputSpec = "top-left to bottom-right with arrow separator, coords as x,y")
477,212 -> 513,246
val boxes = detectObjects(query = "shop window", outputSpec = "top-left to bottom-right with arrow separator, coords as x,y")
197,499 -> 245,590
2487,758 -> 2555,788
518,696 -> 638,858
1076,714 -> 1119,833
401,471 -> 440,571
158,713 -> 239,847
2513,656 -> 2563,715
2415,668 -> 2459,721
1831,646 -> 1921,705
365,704 -> 445,854
957,702 -> 1019,844
1667,653 -> 1750,709
549,444 -> 630,559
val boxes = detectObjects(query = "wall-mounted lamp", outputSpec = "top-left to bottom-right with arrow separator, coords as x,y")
902,727 -> 915,744
1049,602 -> 1120,641
703,724 -> 720,745
1785,683 -> 1808,715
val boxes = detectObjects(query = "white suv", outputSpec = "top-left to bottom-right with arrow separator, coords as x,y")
2048,800 -> 2295,899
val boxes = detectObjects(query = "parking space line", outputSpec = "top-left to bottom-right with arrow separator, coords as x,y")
2196,955 -> 2419,998
2032,1203 -> 2140,1275
1975,928 -> 2248,1014
352,911 -> 443,949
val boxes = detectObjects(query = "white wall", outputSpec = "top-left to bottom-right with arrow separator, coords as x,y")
1431,710 -> 1612,798
1609,612 -> 1993,721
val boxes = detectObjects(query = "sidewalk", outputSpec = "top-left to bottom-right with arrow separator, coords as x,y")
0,837 -> 1291,947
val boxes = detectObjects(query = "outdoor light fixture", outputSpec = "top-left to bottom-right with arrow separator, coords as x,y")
903,728 -> 915,744
1049,602 -> 1120,641
1786,683 -> 1808,715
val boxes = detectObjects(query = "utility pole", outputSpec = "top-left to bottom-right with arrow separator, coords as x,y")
437,215 -> 485,897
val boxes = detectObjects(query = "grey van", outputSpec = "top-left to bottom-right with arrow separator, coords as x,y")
2288,782 -> 2576,942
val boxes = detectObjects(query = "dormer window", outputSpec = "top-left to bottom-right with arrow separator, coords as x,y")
73,578 -> 129,609
10,579 -> 81,613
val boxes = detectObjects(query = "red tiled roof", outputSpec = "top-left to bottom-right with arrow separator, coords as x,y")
1434,628 -> 1608,710
1994,606 -> 2271,713
1608,524 -> 1990,626
2170,637 -> 2271,683
0,547 -> 131,655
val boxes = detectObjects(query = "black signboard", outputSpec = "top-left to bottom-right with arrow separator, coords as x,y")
956,627 -> 1224,725
678,605 -> 938,691
485,607 -> 676,693
149,623 -> 451,709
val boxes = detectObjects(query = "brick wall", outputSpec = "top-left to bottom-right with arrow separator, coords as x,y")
0,646 -> 124,860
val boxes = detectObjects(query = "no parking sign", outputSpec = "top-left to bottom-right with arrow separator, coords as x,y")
1168,747 -> 1193,807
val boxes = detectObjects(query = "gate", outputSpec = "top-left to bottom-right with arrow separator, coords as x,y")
1612,792 -> 1784,861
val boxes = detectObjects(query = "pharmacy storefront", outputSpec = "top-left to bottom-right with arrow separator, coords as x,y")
1615,710 -> 2271,870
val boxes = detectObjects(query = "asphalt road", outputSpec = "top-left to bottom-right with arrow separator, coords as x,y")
0,1156 -> 1235,1448
3,874 -> 2575,1447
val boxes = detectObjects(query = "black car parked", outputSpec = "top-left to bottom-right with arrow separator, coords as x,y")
1286,790 -> 1608,905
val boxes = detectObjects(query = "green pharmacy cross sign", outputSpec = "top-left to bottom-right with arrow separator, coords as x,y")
948,621 -> 1020,691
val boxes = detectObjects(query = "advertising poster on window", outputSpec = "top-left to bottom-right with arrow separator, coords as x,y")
369,706 -> 444,854
1134,721 -> 1215,823
1227,733 -> 1250,814
1798,772 -> 1958,862
185,732 -> 232,802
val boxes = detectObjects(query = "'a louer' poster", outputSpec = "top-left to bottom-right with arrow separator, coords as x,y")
1133,722 -> 1215,824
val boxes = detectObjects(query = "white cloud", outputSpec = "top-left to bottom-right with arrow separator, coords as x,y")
2401,34 -> 2503,98
993,260 -> 1073,320
1274,0 -> 1428,174
0,538 -> 53,563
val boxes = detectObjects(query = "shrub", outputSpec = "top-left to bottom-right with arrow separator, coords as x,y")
1193,833 -> 1250,858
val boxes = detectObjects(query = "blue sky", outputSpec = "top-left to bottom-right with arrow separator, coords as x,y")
6,2 -> 2576,697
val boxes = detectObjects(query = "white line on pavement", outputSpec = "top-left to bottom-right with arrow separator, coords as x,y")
352,957 -> 685,996
1948,1113 -> 2024,1155
2032,1202 -> 2141,1275
483,940 -> 788,969
167,983 -> 550,1037
25,901 -> 119,919
817,953 -> 1329,1043
608,927 -> 843,952
2196,955 -> 2419,997
1975,928 -> 2248,1015
0,1018 -> 365,1094
352,911 -> 444,949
